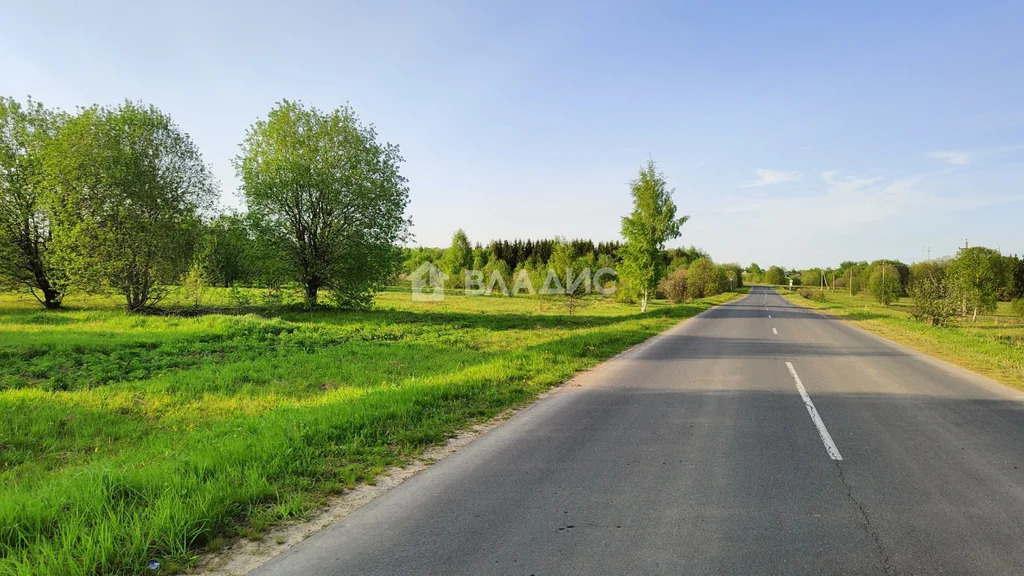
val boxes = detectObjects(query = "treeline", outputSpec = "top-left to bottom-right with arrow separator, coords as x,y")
750,247 -> 1024,324
402,236 -> 711,279
0,96 -> 409,311
487,239 -> 622,270
402,228 -> 742,305
3,93 -> 725,314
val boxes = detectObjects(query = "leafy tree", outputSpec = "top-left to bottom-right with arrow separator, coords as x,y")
471,244 -> 488,273
868,264 -> 901,305
744,263 -> 763,284
687,257 -> 722,298
44,101 -> 214,311
763,266 -> 785,286
203,214 -> 252,287
482,256 -> 511,296
870,259 -> 909,295
402,246 -> 443,274
619,160 -> 687,312
0,96 -> 68,308
182,257 -> 209,308
547,237 -> 592,314
663,245 -> 707,273
947,246 -> 1006,321
721,263 -> 743,290
1012,298 -> 1024,319
908,261 -> 956,325
852,264 -> 872,295
909,260 -> 947,285
802,268 -> 824,289
836,261 -> 869,294
244,211 -> 295,291
236,100 -> 409,307
440,229 -> 473,288
1003,255 -> 1024,300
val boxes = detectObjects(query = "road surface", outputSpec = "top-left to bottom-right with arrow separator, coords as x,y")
253,287 -> 1024,575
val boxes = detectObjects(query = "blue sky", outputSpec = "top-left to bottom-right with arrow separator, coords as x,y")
2,0 -> 1022,268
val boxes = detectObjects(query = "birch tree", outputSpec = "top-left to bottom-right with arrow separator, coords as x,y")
619,160 -> 687,312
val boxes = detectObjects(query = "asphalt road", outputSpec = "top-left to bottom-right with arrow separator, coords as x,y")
253,288 -> 1024,575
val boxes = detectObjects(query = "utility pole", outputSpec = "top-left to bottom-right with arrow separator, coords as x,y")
927,246 -> 931,261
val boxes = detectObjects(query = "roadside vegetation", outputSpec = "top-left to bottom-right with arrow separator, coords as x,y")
753,246 -> 1023,390
0,287 -> 740,574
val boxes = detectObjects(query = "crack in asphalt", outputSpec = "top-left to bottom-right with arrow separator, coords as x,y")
835,461 -> 898,576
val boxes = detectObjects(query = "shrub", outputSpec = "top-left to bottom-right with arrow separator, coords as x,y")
869,265 -> 901,305
687,258 -> 720,298
229,285 -> 252,307
798,287 -> 827,301
658,268 -> 688,303
182,260 -> 209,308
909,275 -> 957,326
1013,298 -> 1024,319
722,263 -> 743,289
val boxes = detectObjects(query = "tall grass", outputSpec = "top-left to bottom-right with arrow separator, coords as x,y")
0,288 -> 741,574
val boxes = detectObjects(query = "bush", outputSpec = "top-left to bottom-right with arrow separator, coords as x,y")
228,285 -> 252,307
658,268 -> 688,303
687,258 -> 721,298
1013,298 -> 1024,319
182,260 -> 209,308
798,287 -> 827,301
869,265 -> 901,305
722,263 -> 743,289
802,269 -> 823,289
909,276 -> 957,326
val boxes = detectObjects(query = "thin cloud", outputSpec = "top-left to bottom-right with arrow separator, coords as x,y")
741,169 -> 802,188
929,151 -> 971,166
718,170 -> 1020,223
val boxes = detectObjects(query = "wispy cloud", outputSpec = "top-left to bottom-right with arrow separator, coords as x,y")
929,150 -> 972,166
718,170 -> 1021,224
741,169 -> 802,188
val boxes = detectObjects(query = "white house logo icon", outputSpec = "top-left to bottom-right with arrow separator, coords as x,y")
410,262 -> 448,302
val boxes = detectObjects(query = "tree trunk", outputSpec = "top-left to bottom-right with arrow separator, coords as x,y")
29,256 -> 63,309
305,281 -> 319,307
640,289 -> 648,313
972,307 -> 978,322
42,287 -> 62,309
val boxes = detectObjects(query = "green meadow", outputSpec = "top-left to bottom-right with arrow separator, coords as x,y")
0,287 -> 740,575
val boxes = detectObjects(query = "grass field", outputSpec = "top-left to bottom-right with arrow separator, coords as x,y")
781,288 -> 1024,390
0,286 -> 742,575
